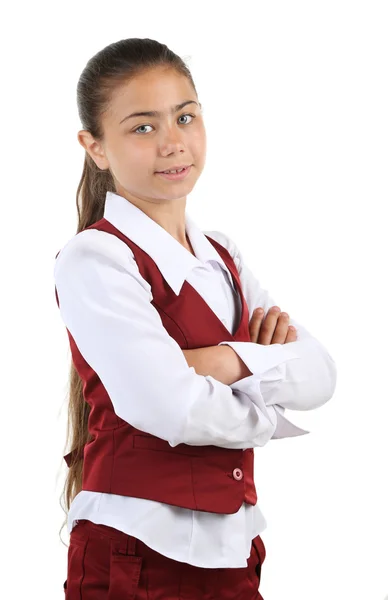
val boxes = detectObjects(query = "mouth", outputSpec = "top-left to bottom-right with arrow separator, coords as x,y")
155,165 -> 192,180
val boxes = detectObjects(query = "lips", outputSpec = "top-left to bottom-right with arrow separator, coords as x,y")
155,165 -> 192,180
156,165 -> 191,173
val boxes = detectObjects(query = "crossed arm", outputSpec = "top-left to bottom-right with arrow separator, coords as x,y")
182,346 -> 252,386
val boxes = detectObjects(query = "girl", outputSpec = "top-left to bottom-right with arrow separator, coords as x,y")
54,37 -> 336,599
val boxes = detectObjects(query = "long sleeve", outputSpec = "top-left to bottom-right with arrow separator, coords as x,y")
54,229 -> 292,451
207,230 -> 337,424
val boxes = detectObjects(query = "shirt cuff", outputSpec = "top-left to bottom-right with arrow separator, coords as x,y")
218,340 -> 300,376
272,405 -> 310,438
228,375 -> 310,439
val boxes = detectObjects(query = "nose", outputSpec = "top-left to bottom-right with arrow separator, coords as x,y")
159,127 -> 186,154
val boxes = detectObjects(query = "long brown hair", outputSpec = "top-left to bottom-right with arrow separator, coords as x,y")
58,37 -> 198,545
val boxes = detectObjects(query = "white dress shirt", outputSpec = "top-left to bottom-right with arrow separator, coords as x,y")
54,190 -> 336,568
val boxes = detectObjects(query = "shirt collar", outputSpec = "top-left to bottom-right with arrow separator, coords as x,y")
103,191 -> 235,296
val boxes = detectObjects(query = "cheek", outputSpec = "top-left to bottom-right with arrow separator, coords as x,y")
122,142 -> 152,169
192,129 -> 206,157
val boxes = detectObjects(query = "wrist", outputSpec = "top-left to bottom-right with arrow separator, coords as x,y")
217,345 -> 253,385
182,346 -> 221,378
183,345 -> 253,385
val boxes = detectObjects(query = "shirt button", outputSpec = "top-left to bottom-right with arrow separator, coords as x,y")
232,468 -> 243,481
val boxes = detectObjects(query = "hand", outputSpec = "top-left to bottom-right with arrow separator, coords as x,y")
249,306 -> 297,345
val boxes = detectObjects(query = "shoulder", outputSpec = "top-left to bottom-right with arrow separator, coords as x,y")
55,228 -> 136,261
53,229 -> 153,296
202,229 -> 243,271
53,228 -> 149,291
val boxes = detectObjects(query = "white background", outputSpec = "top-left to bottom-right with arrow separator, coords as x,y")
2,1 -> 387,598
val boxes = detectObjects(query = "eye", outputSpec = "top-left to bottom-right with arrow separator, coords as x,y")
178,113 -> 195,125
133,113 -> 196,134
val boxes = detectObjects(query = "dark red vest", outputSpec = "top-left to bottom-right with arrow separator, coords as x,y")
55,218 -> 258,514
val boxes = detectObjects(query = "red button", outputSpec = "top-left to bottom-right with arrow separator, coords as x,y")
232,468 -> 243,480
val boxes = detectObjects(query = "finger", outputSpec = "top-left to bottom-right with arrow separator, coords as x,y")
285,325 -> 298,344
271,312 -> 290,344
249,308 -> 264,343
257,306 -> 282,345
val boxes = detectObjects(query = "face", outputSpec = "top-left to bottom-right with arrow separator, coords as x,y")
79,66 -> 207,207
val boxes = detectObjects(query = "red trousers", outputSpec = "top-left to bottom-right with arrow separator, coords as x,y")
63,519 -> 266,599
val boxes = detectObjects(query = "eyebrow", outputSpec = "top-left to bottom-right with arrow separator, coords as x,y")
119,100 -> 200,125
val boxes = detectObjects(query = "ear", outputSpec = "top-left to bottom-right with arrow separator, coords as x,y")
77,130 -> 110,171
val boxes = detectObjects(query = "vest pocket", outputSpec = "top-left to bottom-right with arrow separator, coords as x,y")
108,551 -> 143,600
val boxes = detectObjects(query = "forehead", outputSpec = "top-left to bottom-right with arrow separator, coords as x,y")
107,67 -> 194,121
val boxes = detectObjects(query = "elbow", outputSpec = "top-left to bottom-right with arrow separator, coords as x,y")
297,351 -> 337,411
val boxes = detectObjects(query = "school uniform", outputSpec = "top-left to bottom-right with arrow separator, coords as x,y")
54,190 -> 336,598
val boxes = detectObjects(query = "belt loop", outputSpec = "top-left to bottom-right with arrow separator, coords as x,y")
113,533 -> 137,556
127,534 -> 137,555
